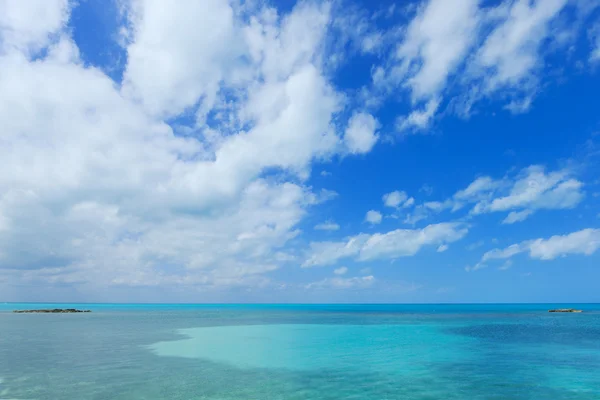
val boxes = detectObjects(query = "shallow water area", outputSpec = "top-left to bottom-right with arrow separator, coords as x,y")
149,323 -> 473,371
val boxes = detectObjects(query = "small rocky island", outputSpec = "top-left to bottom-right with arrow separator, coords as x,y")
13,308 -> 91,313
548,308 -> 582,313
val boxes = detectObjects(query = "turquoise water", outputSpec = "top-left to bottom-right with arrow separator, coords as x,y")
1,304 -> 599,399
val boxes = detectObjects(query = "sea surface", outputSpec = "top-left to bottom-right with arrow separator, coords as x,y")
1,303 -> 599,399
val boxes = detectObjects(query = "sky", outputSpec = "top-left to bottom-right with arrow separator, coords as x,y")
0,0 -> 600,303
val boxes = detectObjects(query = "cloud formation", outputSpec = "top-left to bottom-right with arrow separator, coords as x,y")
372,0 -> 593,129
0,0 -> 379,293
0,0 -> 597,301
403,165 -> 584,225
468,228 -> 600,271
383,191 -> 414,208
395,0 -> 479,100
303,223 -> 468,267
344,112 -> 379,154
365,210 -> 383,224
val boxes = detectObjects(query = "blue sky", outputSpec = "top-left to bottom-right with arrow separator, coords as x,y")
1,0 -> 600,303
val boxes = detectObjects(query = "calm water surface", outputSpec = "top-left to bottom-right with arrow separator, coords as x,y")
1,303 -> 599,399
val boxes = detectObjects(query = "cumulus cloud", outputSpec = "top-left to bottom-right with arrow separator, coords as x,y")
121,0 -> 241,119
0,0 -> 70,54
382,190 -> 414,208
365,210 -> 383,224
0,0 -> 381,295
344,112 -> 379,154
468,228 -> 600,271
527,229 -> 600,260
303,222 -> 468,267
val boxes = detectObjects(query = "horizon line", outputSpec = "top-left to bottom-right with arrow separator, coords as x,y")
3,301 -> 600,305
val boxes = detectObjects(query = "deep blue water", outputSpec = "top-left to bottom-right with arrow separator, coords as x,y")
1,303 -> 599,399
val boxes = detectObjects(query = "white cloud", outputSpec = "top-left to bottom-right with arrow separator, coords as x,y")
303,222 -> 468,267
437,244 -> 449,253
454,176 -> 501,201
371,0 -> 584,127
0,0 -> 381,295
396,97 -> 440,132
395,0 -> 480,100
424,200 -> 453,212
474,0 -> 568,93
477,166 -> 584,219
403,198 -> 455,226
344,112 -> 379,154
315,221 -> 340,231
377,0 -> 480,131
382,190 -> 413,208
502,209 -> 534,224
383,190 -> 406,207
504,95 -> 534,114
528,229 -> 600,260
121,0 -> 243,119
0,0 -> 70,55
474,228 -> 600,269
333,266 -> 348,275
482,244 -> 524,262
365,210 -> 383,224
405,165 -> 584,225
361,33 -> 383,53
305,275 -> 375,289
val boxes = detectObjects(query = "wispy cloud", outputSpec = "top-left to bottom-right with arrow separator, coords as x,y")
303,223 -> 468,267
305,275 -> 375,289
315,221 -> 340,231
403,165 -> 584,225
468,228 -> 600,272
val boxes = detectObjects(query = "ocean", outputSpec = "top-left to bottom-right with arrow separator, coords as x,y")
1,303 -> 599,399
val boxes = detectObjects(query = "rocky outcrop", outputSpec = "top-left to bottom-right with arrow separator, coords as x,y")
548,308 -> 582,313
13,308 -> 91,313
